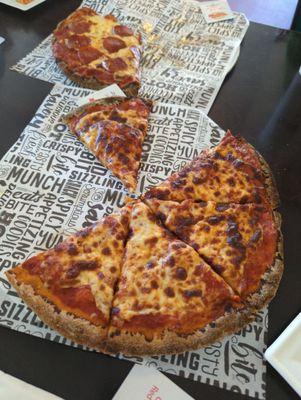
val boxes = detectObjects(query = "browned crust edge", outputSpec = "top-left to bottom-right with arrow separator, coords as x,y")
256,150 -> 280,209
56,58 -> 140,97
61,96 -> 153,127
105,306 -> 255,356
244,211 -> 284,311
5,271 -> 108,353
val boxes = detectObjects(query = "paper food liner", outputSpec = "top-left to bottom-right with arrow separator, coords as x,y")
0,84 -> 267,399
11,0 -> 249,115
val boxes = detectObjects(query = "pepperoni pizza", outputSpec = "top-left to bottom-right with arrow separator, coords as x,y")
52,7 -> 142,95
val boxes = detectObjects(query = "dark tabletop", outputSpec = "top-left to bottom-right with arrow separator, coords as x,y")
0,1 -> 301,399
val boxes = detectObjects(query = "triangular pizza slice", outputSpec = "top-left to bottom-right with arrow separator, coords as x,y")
63,97 -> 152,192
145,198 -> 282,308
6,204 -> 132,351
106,201 -> 249,356
143,131 -> 273,207
52,7 -> 142,95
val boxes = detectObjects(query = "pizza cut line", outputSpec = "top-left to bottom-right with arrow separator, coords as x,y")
52,7 -> 142,96
5,132 -> 283,356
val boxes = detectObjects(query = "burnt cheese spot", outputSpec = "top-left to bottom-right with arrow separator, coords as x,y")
193,264 -> 203,276
174,215 -> 195,227
184,186 -> 194,193
207,215 -> 224,225
164,255 -> 175,267
192,242 -> 200,251
183,289 -> 202,298
146,261 -> 155,269
175,267 -> 187,280
98,271 -> 105,279
67,243 -> 79,255
145,236 -> 158,246
249,229 -> 262,244
164,287 -> 175,297
233,159 -> 243,168
75,227 -> 91,238
111,307 -> 120,315
118,153 -> 130,165
156,212 -> 167,222
171,242 -> 186,250
215,203 -> 229,212
227,177 -> 235,187
102,247 -> 112,256
110,266 -> 117,273
109,110 -> 127,123
66,265 -> 80,279
113,240 -> 119,248
213,151 -> 223,160
171,178 -> 186,189
144,188 -> 171,200
151,280 -> 159,289
66,260 -> 98,279
213,264 -> 224,274
192,176 -> 205,185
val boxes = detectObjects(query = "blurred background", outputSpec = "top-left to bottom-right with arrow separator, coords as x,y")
228,0 -> 301,31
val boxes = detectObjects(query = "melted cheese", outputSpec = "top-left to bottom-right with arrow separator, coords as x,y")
143,132 -> 268,206
54,9 -> 141,84
13,204 -> 131,325
87,15 -> 140,76
111,201 -> 239,333
146,199 -> 277,297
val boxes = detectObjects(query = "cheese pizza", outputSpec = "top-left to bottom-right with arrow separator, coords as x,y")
143,131 -> 273,207
145,199 -> 282,310
63,97 -> 152,192
6,205 -> 132,351
5,132 -> 283,356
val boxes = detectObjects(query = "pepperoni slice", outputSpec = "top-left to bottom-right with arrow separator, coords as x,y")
114,25 -> 134,37
101,57 -> 127,72
103,37 -> 126,53
52,42 -> 81,67
69,19 -> 92,34
105,14 -> 117,22
66,34 -> 91,49
93,69 -> 115,83
77,7 -> 98,17
54,25 -> 69,39
78,47 -> 102,64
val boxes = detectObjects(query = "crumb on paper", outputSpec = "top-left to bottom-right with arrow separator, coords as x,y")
143,22 -> 154,34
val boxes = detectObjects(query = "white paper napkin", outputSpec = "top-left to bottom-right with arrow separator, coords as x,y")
0,370 -> 63,400
112,365 -> 194,399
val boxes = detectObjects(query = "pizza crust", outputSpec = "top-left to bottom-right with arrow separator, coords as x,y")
256,150 -> 280,209
6,271 -> 108,352
244,211 -> 284,310
105,306 -> 255,356
61,96 -> 152,126
55,54 -> 140,97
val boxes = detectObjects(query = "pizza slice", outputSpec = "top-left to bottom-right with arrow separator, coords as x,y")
106,201 -> 251,356
145,198 -> 283,309
5,204 -> 132,351
63,97 -> 152,192
208,130 -> 279,208
52,7 -> 142,95
143,131 -> 273,208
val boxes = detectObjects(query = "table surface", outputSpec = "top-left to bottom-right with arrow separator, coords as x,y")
0,1 -> 301,399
